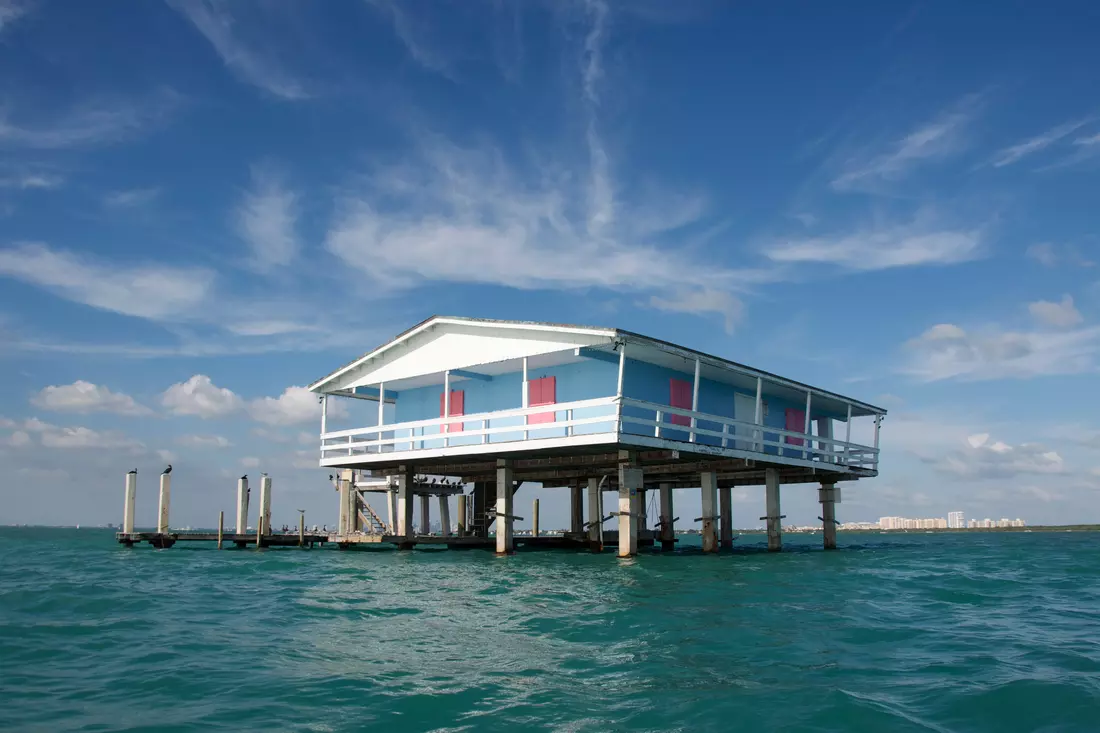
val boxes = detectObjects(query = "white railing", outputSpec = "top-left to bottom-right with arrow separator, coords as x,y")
320,394 -> 879,471
617,397 -> 879,470
321,396 -> 619,458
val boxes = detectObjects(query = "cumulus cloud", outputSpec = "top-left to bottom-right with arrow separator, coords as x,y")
1028,295 -> 1083,329
903,321 -> 1100,381
249,386 -> 346,426
923,432 -> 1066,480
161,375 -> 243,418
31,380 -> 152,416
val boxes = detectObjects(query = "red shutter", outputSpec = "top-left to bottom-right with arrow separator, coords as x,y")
440,390 -> 465,433
785,408 -> 805,446
527,376 -> 556,425
669,378 -> 692,426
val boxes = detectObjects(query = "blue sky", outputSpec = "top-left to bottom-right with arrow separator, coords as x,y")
1,0 -> 1099,529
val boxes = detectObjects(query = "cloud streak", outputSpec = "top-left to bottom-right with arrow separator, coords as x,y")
235,164 -> 300,271
988,118 -> 1093,167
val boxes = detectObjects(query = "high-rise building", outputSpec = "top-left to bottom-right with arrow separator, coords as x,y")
948,511 -> 964,529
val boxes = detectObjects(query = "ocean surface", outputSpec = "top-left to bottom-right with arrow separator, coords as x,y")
1,528 -> 1098,732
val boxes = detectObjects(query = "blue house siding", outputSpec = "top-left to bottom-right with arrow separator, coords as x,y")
391,359 -> 619,448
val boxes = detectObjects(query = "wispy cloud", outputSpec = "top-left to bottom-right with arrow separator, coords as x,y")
902,321 -> 1100,381
831,95 -> 981,191
0,165 -> 63,190
764,213 -> 984,270
922,432 -> 1066,480
367,0 -> 456,79
988,118 -> 1093,167
648,289 -> 743,335
0,0 -> 31,35
1025,242 -> 1095,268
167,0 -> 309,100
235,164 -> 299,271
1028,294 -> 1083,329
103,187 -> 161,208
0,92 -> 178,149
0,242 -> 214,320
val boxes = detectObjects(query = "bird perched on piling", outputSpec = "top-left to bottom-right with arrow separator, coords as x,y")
241,474 -> 247,481
127,469 -> 137,475
163,464 -> 172,475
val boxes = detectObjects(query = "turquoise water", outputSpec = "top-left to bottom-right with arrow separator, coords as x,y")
2,529 -> 1099,732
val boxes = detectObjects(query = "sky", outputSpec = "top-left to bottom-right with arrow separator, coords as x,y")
1,0 -> 1099,530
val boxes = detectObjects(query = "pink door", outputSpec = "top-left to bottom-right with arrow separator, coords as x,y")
439,390 -> 464,433
669,378 -> 692,426
785,408 -> 805,446
527,376 -> 557,425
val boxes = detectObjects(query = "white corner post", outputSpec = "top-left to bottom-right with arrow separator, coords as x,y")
377,383 -> 385,452
397,466 -> 414,548
157,472 -> 171,534
803,391 -> 812,460
765,467 -> 782,552
617,452 -> 641,558
816,416 -> 833,464
496,459 -> 514,555
587,477 -> 603,551
658,482 -> 675,552
456,494 -> 467,537
259,474 -> 272,536
820,482 -> 840,550
532,498 -> 540,537
690,357 -> 701,443
438,495 -> 451,537
123,472 -> 137,534
719,484 -> 733,551
320,394 -> 327,454
844,404 -> 853,466
420,493 -> 431,535
753,377 -> 763,451
522,356 -> 529,441
873,414 -> 883,468
236,476 -> 249,534
700,471 -> 718,553
443,371 -> 451,448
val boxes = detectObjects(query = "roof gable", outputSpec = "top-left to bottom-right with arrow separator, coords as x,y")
310,316 -> 616,393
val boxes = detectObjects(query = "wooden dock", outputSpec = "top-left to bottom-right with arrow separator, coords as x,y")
116,531 -> 329,549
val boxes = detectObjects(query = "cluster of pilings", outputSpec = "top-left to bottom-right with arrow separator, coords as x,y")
117,470 -> 318,549
344,451 -> 842,557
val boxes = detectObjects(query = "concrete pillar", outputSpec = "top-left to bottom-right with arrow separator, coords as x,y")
570,485 -> 584,535
658,482 -> 675,551
496,459 -> 514,555
587,477 -> 603,551
700,471 -> 718,553
618,453 -> 641,558
157,472 -> 171,533
236,476 -> 249,534
438,495 -> 451,537
420,493 -> 431,535
765,467 -> 782,552
259,474 -> 272,536
387,489 -> 396,534
457,494 -> 467,536
337,478 -> 350,534
397,467 -> 414,548
719,485 -> 733,551
217,510 -> 224,549
820,482 -> 840,550
473,481 -> 489,538
123,471 -> 137,534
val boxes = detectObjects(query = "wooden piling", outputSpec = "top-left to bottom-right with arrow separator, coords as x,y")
299,513 -> 305,547
532,498 -> 540,537
217,511 -> 224,549
457,494 -> 467,537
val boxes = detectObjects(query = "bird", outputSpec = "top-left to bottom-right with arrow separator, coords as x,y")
162,464 -> 172,475
241,474 -> 248,481
328,474 -> 333,481
127,469 -> 137,475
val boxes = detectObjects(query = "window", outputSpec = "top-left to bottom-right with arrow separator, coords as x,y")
527,376 -> 557,425
669,378 -> 692,426
785,408 -> 805,446
439,390 -> 465,433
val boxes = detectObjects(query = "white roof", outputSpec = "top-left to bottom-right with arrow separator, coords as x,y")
308,315 -> 886,417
